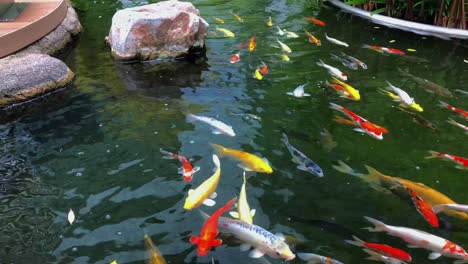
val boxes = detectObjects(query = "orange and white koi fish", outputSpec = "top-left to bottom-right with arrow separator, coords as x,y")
232,12 -> 243,22
190,197 -> 236,256
425,151 -> 468,170
317,60 -> 347,81
362,45 -> 405,55
305,17 -> 326,26
364,216 -> 468,262
345,236 -> 411,262
260,62 -> 268,75
329,103 -> 388,140
230,53 -> 240,64
267,16 -> 273,26
447,118 -> 468,134
305,31 -> 321,46
249,36 -> 256,52
439,101 -> 468,119
160,148 -> 200,182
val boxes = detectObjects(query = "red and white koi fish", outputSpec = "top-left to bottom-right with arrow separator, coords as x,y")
190,197 -> 236,256
329,103 -> 388,140
345,236 -> 411,262
160,148 -> 200,182
230,53 -> 240,64
439,101 -> 468,119
447,118 -> 468,134
364,216 -> 468,262
433,204 -> 468,214
305,17 -> 326,26
362,45 -> 405,55
425,151 -> 468,170
260,62 -> 268,75
317,60 -> 347,81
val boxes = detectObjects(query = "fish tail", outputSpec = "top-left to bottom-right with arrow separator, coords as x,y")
344,236 -> 366,247
438,100 -> 449,109
332,160 -> 365,178
425,150 -> 441,159
363,216 -> 387,232
361,44 -> 371,49
160,148 -> 176,159
186,113 -> 199,123
198,209 -> 210,220
210,143 -> 227,157
432,204 -> 448,214
316,59 -> 325,67
333,115 -> 355,126
329,102 -> 345,114
362,249 -> 382,260
281,133 -> 289,143
447,118 -> 459,126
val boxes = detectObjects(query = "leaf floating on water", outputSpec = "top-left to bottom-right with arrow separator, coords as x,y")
68,208 -> 75,225
407,48 -> 417,52
389,40 -> 396,43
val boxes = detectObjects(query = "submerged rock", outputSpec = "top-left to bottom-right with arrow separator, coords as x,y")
106,0 -> 209,61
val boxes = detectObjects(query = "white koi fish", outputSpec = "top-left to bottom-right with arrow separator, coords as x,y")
433,204 -> 468,214
229,171 -> 256,224
316,60 -> 347,81
362,249 -> 407,264
385,81 -> 415,105
325,33 -> 349,47
276,27 -> 299,38
276,39 -> 292,53
298,252 -> 344,264
187,114 -> 236,137
364,216 -> 468,262
287,83 -> 311,97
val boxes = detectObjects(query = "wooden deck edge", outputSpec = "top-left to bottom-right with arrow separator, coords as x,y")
0,0 -> 67,58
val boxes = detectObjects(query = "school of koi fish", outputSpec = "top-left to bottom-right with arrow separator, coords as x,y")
104,12 -> 468,264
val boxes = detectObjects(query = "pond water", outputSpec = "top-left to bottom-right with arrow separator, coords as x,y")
1,0 -> 468,263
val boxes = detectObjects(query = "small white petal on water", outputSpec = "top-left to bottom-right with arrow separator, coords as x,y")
374,26 -> 380,29
68,209 -> 75,224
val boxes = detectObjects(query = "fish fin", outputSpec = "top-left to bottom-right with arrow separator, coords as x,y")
210,144 -> 226,157
286,92 -> 294,96
297,165 -> 309,171
189,236 -> 200,244
211,239 -> 223,247
425,150 -> 440,159
369,184 -> 392,194
249,248 -> 265,258
428,252 -> 442,260
275,233 -> 286,241
177,167 -> 184,174
297,253 -> 317,262
362,249 -> 382,260
332,160 -> 364,177
229,211 -> 239,218
303,93 -> 311,96
203,199 -> 216,207
250,209 -> 256,217
407,244 -> 419,248
353,128 -> 366,133
271,45 -> 280,49
438,100 -> 449,108
240,243 -> 252,252
238,163 -> 253,171
344,236 -> 365,247
192,166 -> 201,173
199,210 -> 210,220
363,216 -> 387,232
210,192 -> 218,199
160,148 -> 176,159
188,189 -> 195,195
212,130 -> 222,134
316,59 -> 325,67
455,165 -> 466,170
281,133 -> 289,143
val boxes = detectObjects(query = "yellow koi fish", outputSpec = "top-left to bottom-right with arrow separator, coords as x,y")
144,234 -> 167,264
331,77 -> 360,101
254,69 -> 263,80
229,171 -> 256,224
211,143 -> 273,173
184,155 -> 221,210
276,38 -> 291,53
282,54 -> 290,62
333,161 -> 468,220
215,18 -> 224,24
216,26 -> 235,38
267,16 -> 273,27
379,89 -> 423,112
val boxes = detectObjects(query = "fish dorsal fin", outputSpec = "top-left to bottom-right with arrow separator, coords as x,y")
250,209 -> 256,217
188,189 -> 194,195
210,192 -> 218,199
275,233 -> 286,241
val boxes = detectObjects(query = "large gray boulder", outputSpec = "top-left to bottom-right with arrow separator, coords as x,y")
106,0 -> 209,61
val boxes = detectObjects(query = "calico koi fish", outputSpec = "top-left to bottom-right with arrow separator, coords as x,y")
286,83 -> 311,98
297,252 -> 343,264
229,171 -> 256,224
425,151 -> 468,170
329,103 -> 388,140
447,118 -> 468,134
216,26 -> 235,38
305,17 -> 326,26
190,197 -> 236,256
230,53 -> 240,63
305,31 -> 321,46
184,155 -> 222,210
267,16 -> 273,26
249,36 -> 256,52
160,148 -> 200,182
340,52 -> 367,69
144,234 -> 167,264
281,133 -> 324,177
324,33 -> 349,47
345,236 -> 411,262
187,114 -> 236,137
364,216 -> 468,262
362,249 -> 407,264
362,45 -> 405,55
439,101 -> 468,119
330,77 -> 360,101
317,60 -> 347,81
260,62 -> 268,75
211,143 -> 273,173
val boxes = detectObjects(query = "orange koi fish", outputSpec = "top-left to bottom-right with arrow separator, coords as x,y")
305,17 -> 326,26
160,148 -> 200,182
230,53 -> 240,64
439,101 -> 468,119
329,103 -> 388,140
260,62 -> 268,75
425,151 -> 468,170
267,16 -> 273,26
305,31 -> 321,46
248,36 -> 256,52
362,44 -> 405,55
232,12 -> 243,22
190,197 -> 236,256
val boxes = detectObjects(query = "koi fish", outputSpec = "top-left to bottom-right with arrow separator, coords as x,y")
249,36 -> 256,52
278,27 -> 299,38
433,204 -> 468,214
320,128 -> 338,152
340,52 -> 367,69
345,236 -> 411,262
217,217 -> 295,260
297,252 -> 343,264
281,54 -> 290,62
230,53 -> 240,63
254,69 -> 263,80
281,133 -> 324,177
317,60 -> 347,81
425,151 -> 468,170
286,83 -> 311,98
211,143 -> 273,173
183,155 -> 221,210
330,77 -> 360,101
362,249 -> 407,264
216,26 -> 235,38
144,234 -> 167,264
215,18 -> 224,24
325,33 -> 349,47
187,114 -> 236,137
439,101 -> 468,119
277,27 -> 285,36
332,161 -> 468,220
385,81 -> 423,112
447,118 -> 468,134
363,216 -> 468,262
326,81 -> 353,100
232,12 -> 243,22
330,54 -> 358,70
190,197 -> 236,256
362,45 -> 405,55
398,69 -> 452,98
397,107 -> 436,129
260,62 -> 268,75
329,103 -> 388,140
267,16 -> 273,26
229,171 -> 256,224
397,181 -> 439,227
305,31 -> 321,46
160,148 -> 200,182
305,17 -> 326,26
276,38 -> 291,53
